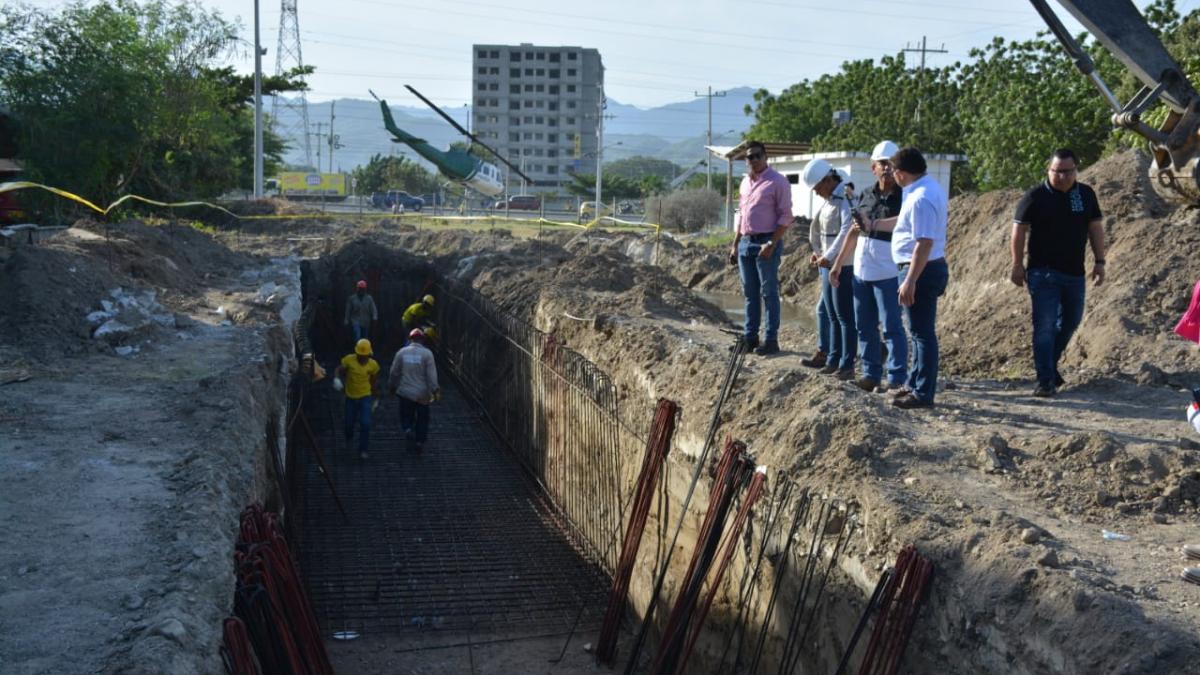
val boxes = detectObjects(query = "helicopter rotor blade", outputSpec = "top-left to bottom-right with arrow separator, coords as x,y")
404,84 -> 533,184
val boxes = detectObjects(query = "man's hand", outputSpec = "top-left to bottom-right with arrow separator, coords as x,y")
1009,262 -> 1025,287
898,278 -> 916,307
809,253 -> 819,268
829,265 -> 842,288
816,256 -> 832,269
728,245 -> 738,267
1091,263 -> 1105,286
757,241 -> 775,259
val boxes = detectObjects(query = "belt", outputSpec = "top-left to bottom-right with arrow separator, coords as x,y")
745,232 -> 775,242
898,256 -> 945,270
865,231 -> 892,242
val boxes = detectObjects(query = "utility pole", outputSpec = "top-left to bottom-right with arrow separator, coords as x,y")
595,85 -> 604,210
312,122 -> 326,172
903,35 -> 947,72
695,86 -> 726,191
327,101 -> 340,173
903,36 -> 947,126
253,0 -> 264,198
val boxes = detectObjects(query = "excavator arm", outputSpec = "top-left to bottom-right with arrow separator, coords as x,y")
1031,0 -> 1200,203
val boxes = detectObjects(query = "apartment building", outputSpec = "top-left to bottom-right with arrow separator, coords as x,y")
472,44 -> 603,192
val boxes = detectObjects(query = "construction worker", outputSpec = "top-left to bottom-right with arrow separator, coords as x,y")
335,338 -> 380,460
402,294 -> 436,333
344,280 -> 378,343
389,328 -> 440,452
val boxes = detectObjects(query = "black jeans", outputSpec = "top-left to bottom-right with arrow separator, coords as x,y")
398,396 -> 430,444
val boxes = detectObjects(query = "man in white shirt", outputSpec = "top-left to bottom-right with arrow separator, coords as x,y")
804,158 -> 857,379
889,148 -> 949,409
830,140 -> 907,393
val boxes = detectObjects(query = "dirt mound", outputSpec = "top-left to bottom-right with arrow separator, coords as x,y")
939,149 -> 1200,382
0,219 -> 257,358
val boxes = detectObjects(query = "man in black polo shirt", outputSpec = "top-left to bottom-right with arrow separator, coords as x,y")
1010,148 -> 1107,397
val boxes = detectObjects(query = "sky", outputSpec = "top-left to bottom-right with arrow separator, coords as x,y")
22,0 -> 1197,111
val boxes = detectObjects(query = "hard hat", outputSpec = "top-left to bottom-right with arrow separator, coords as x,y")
871,140 -> 900,162
409,328 -> 424,339
354,338 -> 372,356
422,294 -> 435,306
801,158 -> 835,189
356,280 -> 367,289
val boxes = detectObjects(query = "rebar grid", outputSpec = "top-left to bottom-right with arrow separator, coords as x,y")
295,378 -> 611,639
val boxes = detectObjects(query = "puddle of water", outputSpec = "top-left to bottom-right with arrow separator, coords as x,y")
696,291 -> 816,333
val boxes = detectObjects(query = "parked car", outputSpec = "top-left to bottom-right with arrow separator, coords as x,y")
370,190 -> 424,211
579,201 -> 612,219
493,195 -> 541,210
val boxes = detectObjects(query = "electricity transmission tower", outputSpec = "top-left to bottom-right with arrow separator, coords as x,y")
270,0 -> 313,169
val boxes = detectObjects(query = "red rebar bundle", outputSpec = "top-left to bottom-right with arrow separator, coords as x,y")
855,544 -> 934,675
220,617 -> 261,675
648,438 -> 756,675
223,503 -> 335,675
595,398 -> 679,664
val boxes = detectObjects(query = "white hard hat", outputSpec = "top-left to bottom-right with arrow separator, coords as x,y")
871,140 -> 900,162
801,158 -> 835,189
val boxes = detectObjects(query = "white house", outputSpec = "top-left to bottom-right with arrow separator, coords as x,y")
769,151 -> 965,221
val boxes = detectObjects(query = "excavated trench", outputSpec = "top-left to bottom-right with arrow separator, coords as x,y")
285,240 -> 882,674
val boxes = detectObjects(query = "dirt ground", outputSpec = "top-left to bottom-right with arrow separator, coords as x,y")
3,145 -> 1198,673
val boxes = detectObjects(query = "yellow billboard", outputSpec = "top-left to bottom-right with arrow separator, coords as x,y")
278,172 -> 349,200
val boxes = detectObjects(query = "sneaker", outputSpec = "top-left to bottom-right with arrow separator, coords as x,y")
854,377 -> 880,392
1033,384 -> 1057,398
800,350 -> 827,368
892,393 -> 933,409
754,340 -> 779,356
819,364 -> 840,375
836,369 -> 855,381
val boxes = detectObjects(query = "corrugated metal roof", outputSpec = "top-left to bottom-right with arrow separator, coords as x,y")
706,141 -> 813,160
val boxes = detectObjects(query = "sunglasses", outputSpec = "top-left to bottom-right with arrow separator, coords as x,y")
746,152 -> 765,161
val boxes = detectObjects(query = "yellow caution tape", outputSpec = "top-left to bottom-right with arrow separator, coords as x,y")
0,182 -> 664,233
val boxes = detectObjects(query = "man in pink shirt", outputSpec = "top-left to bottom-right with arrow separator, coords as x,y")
728,140 -> 793,355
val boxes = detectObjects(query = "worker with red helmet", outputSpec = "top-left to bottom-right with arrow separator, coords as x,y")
388,328 -> 440,452
344,280 -> 378,343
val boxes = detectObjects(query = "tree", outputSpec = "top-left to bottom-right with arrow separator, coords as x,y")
562,171 -> 642,200
0,0 -> 307,203
604,156 -> 681,182
351,153 -> 441,195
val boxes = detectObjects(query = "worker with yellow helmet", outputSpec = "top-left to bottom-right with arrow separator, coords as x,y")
334,338 -> 381,460
402,294 -> 436,334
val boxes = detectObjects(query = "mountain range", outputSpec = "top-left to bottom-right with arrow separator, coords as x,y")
270,87 -> 758,174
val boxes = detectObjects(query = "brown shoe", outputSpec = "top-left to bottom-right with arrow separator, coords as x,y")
874,382 -> 890,394
854,377 -> 880,392
800,350 -> 827,368
836,369 -> 856,381
892,393 -> 933,409
819,364 -> 840,375
891,386 -> 913,398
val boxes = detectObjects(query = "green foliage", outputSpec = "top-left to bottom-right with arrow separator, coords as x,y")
742,0 -> 1200,192
351,153 -> 441,195
0,0 -> 303,203
645,188 -> 722,232
563,171 -> 644,199
604,156 -> 681,181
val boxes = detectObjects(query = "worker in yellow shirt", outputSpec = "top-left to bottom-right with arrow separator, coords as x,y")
334,338 -> 380,460
402,294 -> 435,334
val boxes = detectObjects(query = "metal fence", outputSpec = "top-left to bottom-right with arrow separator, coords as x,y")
433,278 -> 638,573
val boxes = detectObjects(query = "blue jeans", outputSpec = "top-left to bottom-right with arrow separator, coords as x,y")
901,259 -> 949,402
1027,268 -> 1085,387
399,397 -> 431,444
738,236 -> 783,343
815,290 -> 831,355
853,275 -> 908,384
820,266 -> 857,370
344,395 -> 373,453
351,321 -> 368,342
